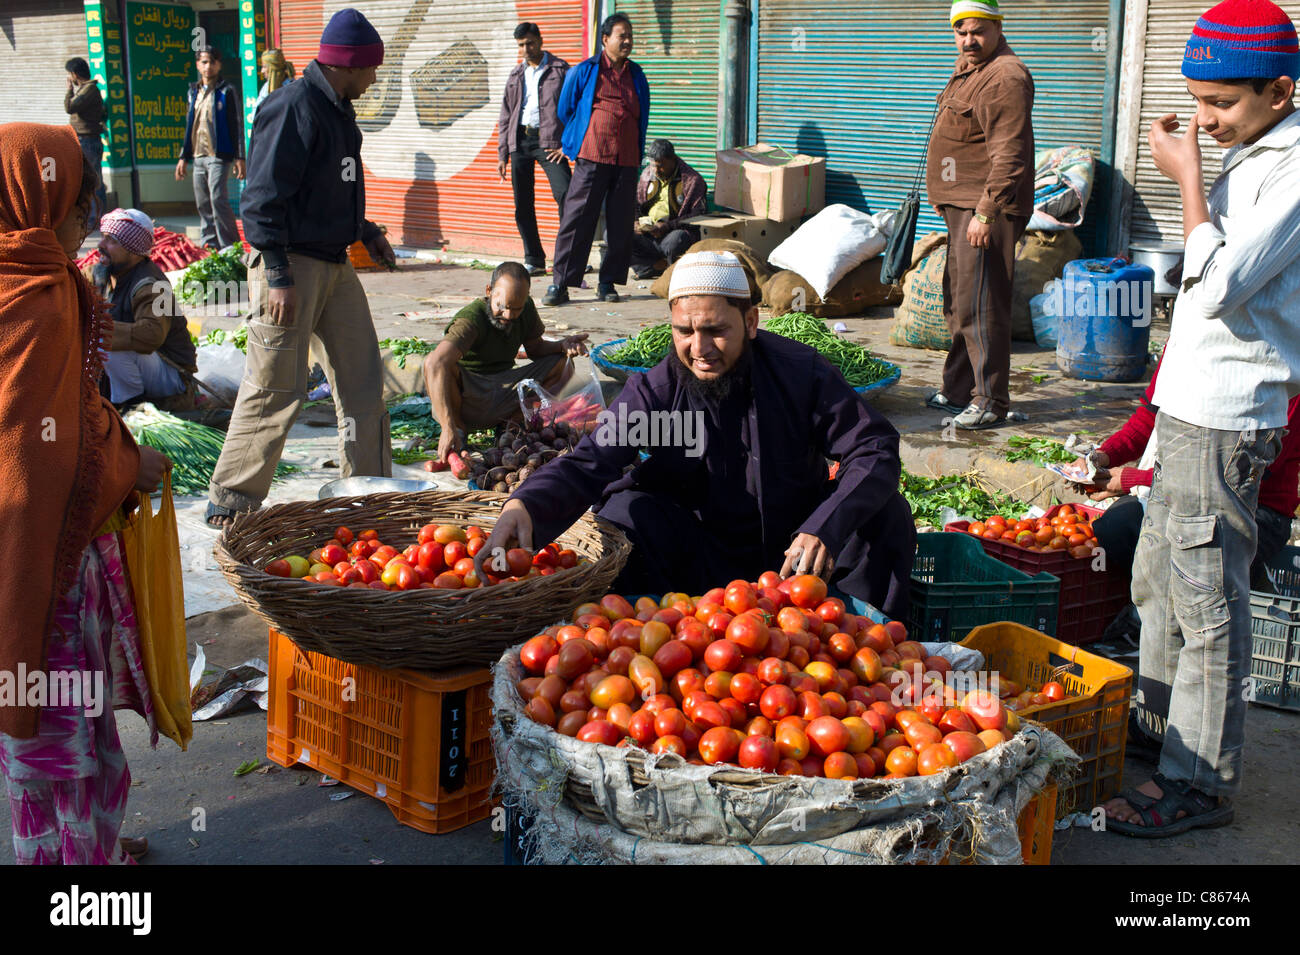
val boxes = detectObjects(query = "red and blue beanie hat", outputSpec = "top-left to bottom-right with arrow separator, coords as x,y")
1183,0 -> 1299,81
318,8 -> 385,69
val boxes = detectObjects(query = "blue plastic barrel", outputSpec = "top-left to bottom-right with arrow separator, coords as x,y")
1053,258 -> 1154,382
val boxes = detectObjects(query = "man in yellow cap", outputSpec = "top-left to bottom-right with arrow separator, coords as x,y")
924,0 -> 1034,430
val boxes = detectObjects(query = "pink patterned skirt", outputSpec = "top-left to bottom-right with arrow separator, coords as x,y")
0,532 -> 155,865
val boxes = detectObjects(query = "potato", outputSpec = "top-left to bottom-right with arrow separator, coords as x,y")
492,481 -> 509,492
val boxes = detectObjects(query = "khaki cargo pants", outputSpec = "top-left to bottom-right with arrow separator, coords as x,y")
208,253 -> 391,511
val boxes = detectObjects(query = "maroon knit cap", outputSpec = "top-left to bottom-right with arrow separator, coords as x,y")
318,8 -> 385,69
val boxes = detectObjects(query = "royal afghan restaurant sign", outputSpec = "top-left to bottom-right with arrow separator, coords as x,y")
125,1 -> 197,165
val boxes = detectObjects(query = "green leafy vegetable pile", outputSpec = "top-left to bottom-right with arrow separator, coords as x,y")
379,337 -> 438,369
194,324 -> 249,353
606,324 -> 673,366
1003,436 -> 1076,466
124,403 -> 295,495
899,468 -> 1024,528
177,245 -> 248,306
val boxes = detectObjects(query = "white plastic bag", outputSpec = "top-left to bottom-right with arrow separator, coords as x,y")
194,342 -> 245,404
516,360 -> 606,436
768,204 -> 889,300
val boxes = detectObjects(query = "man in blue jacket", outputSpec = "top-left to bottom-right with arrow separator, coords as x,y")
175,46 -> 244,250
543,13 -> 649,306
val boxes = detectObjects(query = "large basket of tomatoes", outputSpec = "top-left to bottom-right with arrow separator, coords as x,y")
944,503 -> 1131,646
214,490 -> 632,670
491,575 -> 1079,862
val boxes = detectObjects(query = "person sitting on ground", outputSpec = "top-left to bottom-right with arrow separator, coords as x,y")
476,251 -> 917,618
630,138 -> 706,280
1074,348 -> 1300,600
423,261 -> 590,463
87,209 -> 198,411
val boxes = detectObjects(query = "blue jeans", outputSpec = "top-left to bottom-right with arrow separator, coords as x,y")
1132,411 -> 1283,797
77,133 -> 107,227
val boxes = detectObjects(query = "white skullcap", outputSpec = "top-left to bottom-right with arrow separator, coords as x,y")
668,251 -> 750,302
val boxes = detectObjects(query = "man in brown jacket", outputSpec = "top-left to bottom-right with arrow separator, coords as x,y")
90,209 -> 198,410
925,1 -> 1034,429
64,57 -> 107,226
498,22 -> 571,276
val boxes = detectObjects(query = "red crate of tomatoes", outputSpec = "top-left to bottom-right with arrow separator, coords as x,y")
944,504 -> 1131,646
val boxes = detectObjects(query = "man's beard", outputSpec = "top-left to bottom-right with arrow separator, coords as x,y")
487,311 -> 512,331
680,336 -> 753,403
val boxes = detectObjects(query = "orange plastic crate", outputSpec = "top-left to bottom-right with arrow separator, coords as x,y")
266,629 -> 496,834
960,622 -> 1133,817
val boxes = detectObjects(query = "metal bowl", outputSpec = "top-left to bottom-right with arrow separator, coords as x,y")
318,476 -> 439,499
1129,242 -> 1184,297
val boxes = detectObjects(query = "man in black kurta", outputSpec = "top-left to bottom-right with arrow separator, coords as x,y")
480,251 -> 916,618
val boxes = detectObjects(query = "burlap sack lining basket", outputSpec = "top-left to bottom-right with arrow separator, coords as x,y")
214,490 -> 630,670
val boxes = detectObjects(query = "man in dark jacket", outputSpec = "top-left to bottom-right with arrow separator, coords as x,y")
91,209 -> 197,409
481,252 -> 917,619
924,2 -> 1034,430
175,46 -> 245,250
64,57 -> 106,226
543,13 -> 650,306
205,8 -> 395,527
631,139 -> 707,279
498,22 -> 570,276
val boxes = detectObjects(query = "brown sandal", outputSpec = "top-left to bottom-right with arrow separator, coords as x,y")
119,836 -> 149,861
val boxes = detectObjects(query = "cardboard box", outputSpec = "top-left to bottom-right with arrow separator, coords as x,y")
713,143 -> 826,222
682,212 -> 799,262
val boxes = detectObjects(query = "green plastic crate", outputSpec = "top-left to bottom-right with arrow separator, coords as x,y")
908,533 -> 1060,643
1248,545 -> 1300,712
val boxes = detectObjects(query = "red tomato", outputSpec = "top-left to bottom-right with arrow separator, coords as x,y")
815,598 -> 845,627
823,752 -> 859,780
650,735 -> 687,756
370,545 -> 398,567
334,526 -> 354,546
703,639 -> 744,673
788,574 -> 828,610
654,708 -> 688,739
627,710 -> 657,746
698,726 -> 740,765
760,684 -> 798,721
443,541 -> 468,567
1041,681 -> 1066,702
725,614 -> 770,655
652,639 -> 693,678
806,716 -> 851,757
576,721 -> 622,746
738,734 -> 779,772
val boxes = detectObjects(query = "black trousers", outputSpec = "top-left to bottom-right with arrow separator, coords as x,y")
630,227 -> 699,272
596,487 -> 917,621
510,127 -> 571,269
552,158 -> 638,288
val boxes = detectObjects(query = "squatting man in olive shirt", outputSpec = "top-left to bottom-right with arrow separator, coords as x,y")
423,261 -> 590,463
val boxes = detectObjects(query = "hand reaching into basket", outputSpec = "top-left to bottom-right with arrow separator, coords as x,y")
476,498 -> 535,581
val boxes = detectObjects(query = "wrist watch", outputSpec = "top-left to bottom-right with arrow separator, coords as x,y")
974,212 -> 995,224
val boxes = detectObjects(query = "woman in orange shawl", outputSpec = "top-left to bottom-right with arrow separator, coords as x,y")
0,123 -> 169,864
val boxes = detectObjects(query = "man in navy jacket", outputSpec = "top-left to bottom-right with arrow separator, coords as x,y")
175,46 -> 244,250
484,252 -> 917,619
543,13 -> 650,306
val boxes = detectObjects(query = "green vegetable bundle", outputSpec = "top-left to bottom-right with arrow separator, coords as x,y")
194,324 -> 249,353
177,245 -> 248,306
379,337 -> 437,369
124,404 -> 294,495
1004,436 -> 1076,466
607,324 -> 673,367
899,468 -> 1024,528
762,313 -> 895,388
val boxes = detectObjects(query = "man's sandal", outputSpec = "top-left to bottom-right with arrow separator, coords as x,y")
1108,773 -> 1235,838
205,501 -> 238,530
119,836 -> 149,861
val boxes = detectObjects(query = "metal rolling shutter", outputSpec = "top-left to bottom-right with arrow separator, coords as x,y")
756,1 -> 1113,249
276,0 -> 589,251
0,0 -> 92,126
1126,0 -> 1300,246
610,0 -> 722,183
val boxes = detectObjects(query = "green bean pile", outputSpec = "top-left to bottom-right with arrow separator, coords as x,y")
762,313 -> 895,388
606,324 -> 673,366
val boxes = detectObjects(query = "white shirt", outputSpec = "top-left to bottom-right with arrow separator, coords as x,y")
521,54 -> 547,128
1153,109 -> 1300,431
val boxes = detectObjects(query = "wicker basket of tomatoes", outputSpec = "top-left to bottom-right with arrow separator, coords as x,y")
213,490 -> 631,670
943,503 -> 1131,646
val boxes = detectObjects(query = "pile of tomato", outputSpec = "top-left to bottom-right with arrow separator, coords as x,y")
966,504 -> 1099,559
261,523 -> 581,591
515,572 -> 1027,780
